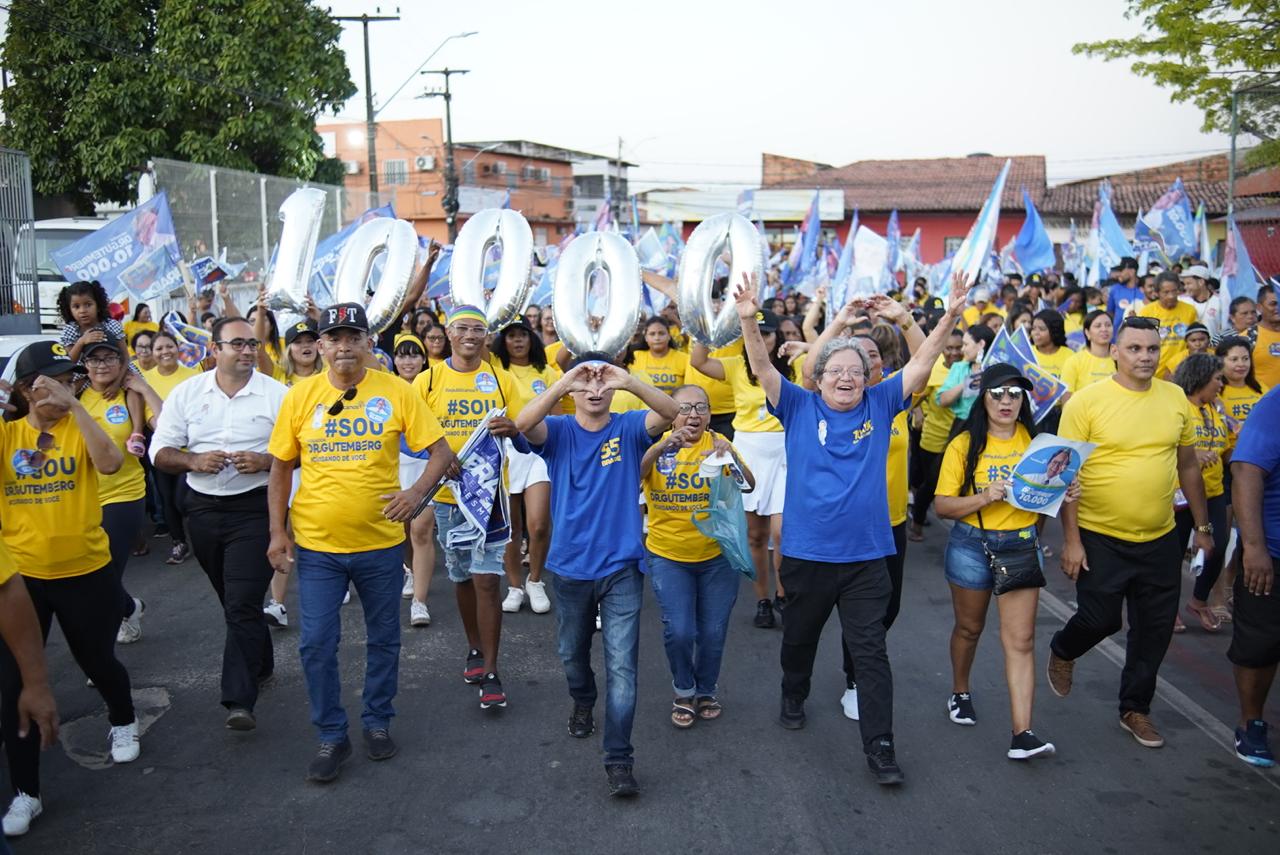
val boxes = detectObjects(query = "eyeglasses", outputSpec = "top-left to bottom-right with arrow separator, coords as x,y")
424,335 -> 446,343
821,367 -> 865,380
84,353 -> 122,367
215,338 -> 262,351
328,386 -> 357,416
987,386 -> 1025,401
27,430 -> 55,469
677,402 -> 710,415
451,324 -> 487,338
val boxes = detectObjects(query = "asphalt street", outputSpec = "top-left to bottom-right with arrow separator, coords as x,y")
8,515 -> 1279,855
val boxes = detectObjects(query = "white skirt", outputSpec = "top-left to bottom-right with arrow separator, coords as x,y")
506,444 -> 549,494
734,430 -> 787,516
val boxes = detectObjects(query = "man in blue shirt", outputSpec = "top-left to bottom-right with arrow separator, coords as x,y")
1229,386 -> 1280,768
517,353 -> 678,797
1106,257 -> 1144,320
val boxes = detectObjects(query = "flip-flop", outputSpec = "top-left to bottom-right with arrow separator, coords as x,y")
695,696 -> 723,721
1173,614 -> 1186,634
1185,602 -> 1222,633
1211,605 -> 1233,623
671,699 -> 696,729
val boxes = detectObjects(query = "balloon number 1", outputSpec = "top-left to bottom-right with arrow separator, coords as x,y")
266,188 -> 326,314
552,232 -> 642,359
677,213 -> 764,349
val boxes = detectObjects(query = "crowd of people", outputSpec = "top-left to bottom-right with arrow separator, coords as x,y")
0,251 -> 1277,838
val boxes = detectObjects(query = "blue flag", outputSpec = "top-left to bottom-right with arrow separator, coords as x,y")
1013,188 -> 1056,274
786,191 -> 822,287
952,160 -> 1011,290
52,192 -> 184,302
1139,178 -> 1196,263
832,208 -> 858,304
886,209 -> 901,273
425,245 -> 453,300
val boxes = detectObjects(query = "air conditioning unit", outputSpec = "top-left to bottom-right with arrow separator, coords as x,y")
492,161 -> 507,175
481,164 -> 492,175
415,155 -> 436,172
342,160 -> 361,175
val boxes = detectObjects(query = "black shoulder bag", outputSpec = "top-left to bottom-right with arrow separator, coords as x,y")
974,507 -> 1046,597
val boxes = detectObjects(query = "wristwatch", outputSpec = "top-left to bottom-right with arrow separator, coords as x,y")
1195,523 -> 1214,535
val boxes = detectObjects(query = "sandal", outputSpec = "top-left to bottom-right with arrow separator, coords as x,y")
671,698 -> 696,729
1185,602 -> 1222,633
695,696 -> 723,721
130,543 -> 150,557
1173,614 -> 1186,634
907,522 -> 924,543
1211,605 -> 1233,623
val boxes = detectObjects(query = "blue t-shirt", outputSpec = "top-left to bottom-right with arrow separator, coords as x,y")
768,373 -> 909,563
1107,286 -> 1143,320
532,410 -> 656,580
1232,386 -> 1280,559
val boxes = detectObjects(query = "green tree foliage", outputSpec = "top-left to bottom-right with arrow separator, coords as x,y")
1074,0 -> 1280,170
0,0 -> 356,206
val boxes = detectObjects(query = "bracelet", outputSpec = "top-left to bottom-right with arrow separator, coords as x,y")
900,317 -> 915,331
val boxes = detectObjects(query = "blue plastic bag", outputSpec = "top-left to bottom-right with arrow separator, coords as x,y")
691,471 -> 755,579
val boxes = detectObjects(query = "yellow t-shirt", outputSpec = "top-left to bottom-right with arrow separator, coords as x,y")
413,359 -> 521,505
1064,313 -> 1084,336
609,387 -> 649,413
505,362 -> 557,408
142,364 -> 201,422
1,416 -> 112,579
1062,348 -> 1114,393
920,356 -> 956,453
936,424 -> 1039,531
1138,301 -> 1200,378
1220,382 -> 1265,447
685,341 -> 740,415
886,408 -> 909,526
630,348 -> 689,394
1034,346 -> 1071,380
80,388 -> 145,505
544,340 -> 575,415
268,370 -> 444,553
0,540 -> 16,587
1182,401 -> 1228,499
643,430 -> 737,563
722,355 -> 782,433
962,304 -> 1005,327
1255,325 -> 1280,389
1060,378 -> 1197,541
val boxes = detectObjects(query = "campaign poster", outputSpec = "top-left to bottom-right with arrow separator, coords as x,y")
1006,433 -> 1095,517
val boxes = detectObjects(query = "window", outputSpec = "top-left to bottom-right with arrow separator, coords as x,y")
383,159 -> 408,186
551,177 -> 562,195
534,228 -> 548,246
943,237 -> 964,256
507,172 -> 517,191
462,162 -> 476,184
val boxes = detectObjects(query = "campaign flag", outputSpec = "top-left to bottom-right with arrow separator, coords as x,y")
1139,179 -> 1196,263
832,208 -> 859,303
1096,181 -> 1133,274
161,310 -> 211,368
189,249 -> 248,291
309,204 -> 396,307
658,222 -> 685,278
928,254 -> 955,297
785,190 -> 822,287
591,193 -> 613,233
1194,202 -> 1213,268
885,209 -> 901,273
445,413 -> 511,560
736,188 -> 755,217
501,190 -> 512,210
51,192 -> 184,303
850,225 -> 890,298
1215,214 -> 1259,323
1005,434 -> 1097,517
982,326 -> 1066,424
983,325 -> 1034,368
1013,188 -> 1056,274
425,245 -> 453,300
951,159 -> 1011,290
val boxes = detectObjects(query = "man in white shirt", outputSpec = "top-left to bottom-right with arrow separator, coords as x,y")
151,317 -> 287,731
1179,265 -> 1222,338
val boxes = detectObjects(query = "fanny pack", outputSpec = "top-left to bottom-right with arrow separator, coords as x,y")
976,511 -> 1045,596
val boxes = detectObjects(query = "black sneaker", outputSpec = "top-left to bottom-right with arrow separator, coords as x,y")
778,696 -> 806,730
152,524 -> 169,539
363,727 -> 397,761
479,673 -> 507,710
463,649 -> 485,684
568,703 -> 595,738
866,738 -> 905,785
948,692 -> 977,726
306,739 -> 352,783
1007,730 -> 1056,760
754,599 -> 776,629
605,764 -> 639,797
225,706 -> 256,731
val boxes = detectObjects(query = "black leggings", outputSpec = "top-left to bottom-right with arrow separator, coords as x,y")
154,469 -> 187,545
911,448 -> 943,526
843,522 -> 907,687
102,499 -> 145,618
0,566 -> 135,797
1174,494 -> 1230,602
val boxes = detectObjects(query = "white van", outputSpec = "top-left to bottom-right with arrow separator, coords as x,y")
20,217 -> 111,332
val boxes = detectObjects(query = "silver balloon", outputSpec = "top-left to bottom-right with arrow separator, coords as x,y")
677,213 -> 763,348
553,232 -> 642,359
333,217 -> 419,334
266,188 -> 326,314
450,208 -> 535,331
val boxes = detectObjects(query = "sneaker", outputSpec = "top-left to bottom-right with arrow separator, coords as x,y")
526,579 -> 551,614
773,595 -> 789,614
1119,711 -> 1165,748
841,685 -> 860,721
410,600 -> 431,627
948,692 -> 977,726
342,588 -> 351,605
401,569 -> 414,599
866,738 -> 905,785
1235,720 -> 1276,768
225,706 -> 256,731
753,599 -> 775,629
306,739 -> 352,783
152,524 -> 169,539
109,721 -> 140,763
606,764 -> 639,798
2,792 -> 41,837
363,727 -> 397,761
479,673 -> 507,709
116,598 -> 145,644
1008,730 -> 1056,760
463,649 -> 485,684
1046,651 -> 1074,698
165,542 -> 189,565
501,586 -> 526,613
263,600 -> 289,628
568,703 -> 594,738
779,696 -> 806,730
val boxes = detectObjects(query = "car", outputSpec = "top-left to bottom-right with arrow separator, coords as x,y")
0,332 -> 56,378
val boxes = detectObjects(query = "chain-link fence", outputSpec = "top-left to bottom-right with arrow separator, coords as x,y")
0,148 -> 38,334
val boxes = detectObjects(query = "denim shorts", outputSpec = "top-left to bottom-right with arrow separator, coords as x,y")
434,503 -> 506,583
944,521 -> 1040,591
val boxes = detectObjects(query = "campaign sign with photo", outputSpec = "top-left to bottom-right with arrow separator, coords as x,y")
1006,433 -> 1095,517
52,192 -> 183,302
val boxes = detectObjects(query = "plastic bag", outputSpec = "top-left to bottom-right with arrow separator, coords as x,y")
691,471 -> 755,579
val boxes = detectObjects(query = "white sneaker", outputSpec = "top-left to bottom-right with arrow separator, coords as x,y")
2,792 -> 41,837
526,579 -> 551,614
410,601 -> 431,627
841,685 -> 860,721
501,587 -> 525,613
116,598 -> 145,644
109,721 -> 140,763
342,588 -> 352,605
401,568 -> 414,599
263,600 -> 288,628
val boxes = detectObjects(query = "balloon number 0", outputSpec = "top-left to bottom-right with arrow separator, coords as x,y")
552,232 -> 642,359
677,213 -> 764,349
450,209 -> 535,331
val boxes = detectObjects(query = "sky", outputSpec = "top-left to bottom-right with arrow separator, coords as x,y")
324,0 -> 1239,191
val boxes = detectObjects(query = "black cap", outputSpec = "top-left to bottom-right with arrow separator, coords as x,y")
12,341 -> 86,381
285,318 -> 318,345
754,309 -> 780,333
1027,272 -> 1044,286
319,303 -> 368,335
81,333 -> 124,358
980,362 -> 1033,392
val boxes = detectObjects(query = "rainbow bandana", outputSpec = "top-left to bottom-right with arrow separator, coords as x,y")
447,305 -> 487,327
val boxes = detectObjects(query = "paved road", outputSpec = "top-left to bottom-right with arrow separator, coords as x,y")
9,517 -> 1279,854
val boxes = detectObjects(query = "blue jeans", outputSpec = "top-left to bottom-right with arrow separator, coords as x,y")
296,544 -> 403,743
551,564 -> 644,766
647,551 -> 739,698
944,521 -> 1040,591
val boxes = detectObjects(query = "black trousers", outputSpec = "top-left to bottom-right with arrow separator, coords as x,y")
779,555 -> 893,752
154,468 -> 187,545
102,498 -> 145,619
185,487 -> 275,711
1173,494 -> 1229,602
842,523 -> 907,687
1050,528 -> 1181,716
0,565 -> 135,797
911,448 -> 943,526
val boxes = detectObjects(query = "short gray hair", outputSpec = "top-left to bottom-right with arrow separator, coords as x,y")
812,337 -> 871,382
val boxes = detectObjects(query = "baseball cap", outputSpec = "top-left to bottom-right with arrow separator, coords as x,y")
973,286 -> 992,303
81,333 -> 125,358
979,362 -> 1033,392
1026,272 -> 1044,286
285,318 -> 319,345
12,341 -> 86,381
1181,265 -> 1211,280
318,303 -> 369,335
754,309 -> 780,333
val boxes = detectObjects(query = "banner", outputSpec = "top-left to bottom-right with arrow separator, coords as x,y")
1005,433 -> 1096,517
161,310 -> 211,368
52,192 -> 184,302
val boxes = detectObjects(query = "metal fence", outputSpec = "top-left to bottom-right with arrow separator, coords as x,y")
0,148 -> 38,333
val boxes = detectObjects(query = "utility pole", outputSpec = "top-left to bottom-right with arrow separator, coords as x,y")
421,68 -> 469,242
335,12 -> 400,194
614,136 -> 623,225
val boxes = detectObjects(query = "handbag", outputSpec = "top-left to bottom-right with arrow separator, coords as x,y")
976,509 -> 1045,596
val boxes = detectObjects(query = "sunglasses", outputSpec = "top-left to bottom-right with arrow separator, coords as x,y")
28,430 -> 55,469
986,386 -> 1025,401
215,338 -> 262,351
1118,316 -> 1158,332
328,387 -> 357,416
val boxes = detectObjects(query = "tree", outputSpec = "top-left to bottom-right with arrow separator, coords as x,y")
1074,0 -> 1280,170
0,0 -> 356,208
